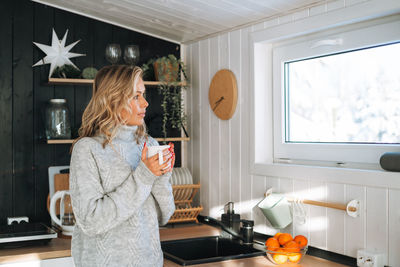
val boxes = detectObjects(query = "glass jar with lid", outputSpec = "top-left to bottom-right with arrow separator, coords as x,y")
45,99 -> 71,139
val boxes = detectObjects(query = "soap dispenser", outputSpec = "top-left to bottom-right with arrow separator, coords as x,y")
240,219 -> 254,244
221,202 -> 241,235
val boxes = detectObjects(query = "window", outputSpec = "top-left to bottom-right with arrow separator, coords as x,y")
285,42 -> 400,144
272,17 -> 400,165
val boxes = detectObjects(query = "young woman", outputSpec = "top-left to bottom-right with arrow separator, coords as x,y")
69,65 -> 175,267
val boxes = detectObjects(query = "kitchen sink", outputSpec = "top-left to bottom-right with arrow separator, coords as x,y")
161,236 -> 266,266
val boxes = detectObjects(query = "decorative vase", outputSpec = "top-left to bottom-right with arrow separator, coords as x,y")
45,99 -> 71,139
123,45 -> 140,65
105,44 -> 121,64
153,60 -> 179,82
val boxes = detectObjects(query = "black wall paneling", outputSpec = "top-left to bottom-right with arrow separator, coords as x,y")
13,0 -> 35,221
73,13 -> 93,138
0,0 -> 181,224
53,8 -> 75,166
33,1 -> 56,225
0,0 -> 14,225
94,20 -> 113,68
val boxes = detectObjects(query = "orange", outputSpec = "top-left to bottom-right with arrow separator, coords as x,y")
288,252 -> 302,263
274,232 -> 283,239
265,237 -> 280,251
278,233 -> 293,246
294,235 -> 308,248
283,241 -> 300,253
272,249 -> 288,264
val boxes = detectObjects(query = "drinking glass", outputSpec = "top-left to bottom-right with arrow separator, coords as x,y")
123,45 -> 140,65
105,44 -> 121,64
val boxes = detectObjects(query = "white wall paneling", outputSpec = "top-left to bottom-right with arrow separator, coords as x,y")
199,39 -> 210,213
344,184 -> 366,257
209,36 -> 221,219
279,178 -> 294,235
239,26 -> 252,219
185,45 -> 193,178
265,177 -> 281,235
219,33 -> 231,209
186,0 -> 400,260
190,42 -> 200,203
388,189 -> 400,266
366,187 -> 388,264
326,183 -> 345,254
309,180 -> 327,250
292,179 -> 310,239
252,175 -> 267,234
181,46 -> 188,170
229,30 -> 241,212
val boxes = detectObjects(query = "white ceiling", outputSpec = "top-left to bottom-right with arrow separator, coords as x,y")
32,0 -> 326,44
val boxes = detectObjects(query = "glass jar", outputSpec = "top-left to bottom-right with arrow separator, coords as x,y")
45,99 -> 71,139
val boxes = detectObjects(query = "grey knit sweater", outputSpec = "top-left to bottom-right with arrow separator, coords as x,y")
69,125 -> 175,267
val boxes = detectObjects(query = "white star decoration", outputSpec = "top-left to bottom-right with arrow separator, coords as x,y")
33,29 -> 85,78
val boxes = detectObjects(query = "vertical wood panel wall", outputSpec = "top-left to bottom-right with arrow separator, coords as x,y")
0,0 -> 179,224
185,0 -> 400,265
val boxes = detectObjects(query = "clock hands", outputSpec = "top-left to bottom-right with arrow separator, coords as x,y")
213,96 -> 225,111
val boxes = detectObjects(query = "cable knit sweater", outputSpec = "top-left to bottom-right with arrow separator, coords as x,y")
69,125 -> 175,267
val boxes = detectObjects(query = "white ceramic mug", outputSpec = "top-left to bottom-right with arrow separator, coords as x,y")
50,190 -> 75,236
147,145 -> 170,165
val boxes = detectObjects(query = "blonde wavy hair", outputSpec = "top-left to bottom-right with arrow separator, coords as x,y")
74,65 -> 147,148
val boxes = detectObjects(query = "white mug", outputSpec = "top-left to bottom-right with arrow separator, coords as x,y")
147,145 -> 170,165
50,190 -> 75,236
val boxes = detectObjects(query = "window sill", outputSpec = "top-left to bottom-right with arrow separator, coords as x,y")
251,162 -> 400,189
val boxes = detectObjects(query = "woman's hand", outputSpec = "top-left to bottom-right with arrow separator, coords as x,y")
141,142 -> 173,176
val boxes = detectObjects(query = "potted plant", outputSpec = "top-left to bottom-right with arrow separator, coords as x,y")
153,54 -> 181,82
141,55 -> 189,139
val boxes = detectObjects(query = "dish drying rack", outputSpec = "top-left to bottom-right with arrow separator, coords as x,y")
168,184 -> 203,224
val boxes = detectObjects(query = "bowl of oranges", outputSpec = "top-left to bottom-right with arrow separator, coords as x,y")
264,233 -> 308,264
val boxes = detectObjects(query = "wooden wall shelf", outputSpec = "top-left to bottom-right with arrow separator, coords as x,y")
48,78 -> 187,87
47,137 -> 190,144
47,140 -> 75,144
156,137 -> 190,142
48,78 -> 93,85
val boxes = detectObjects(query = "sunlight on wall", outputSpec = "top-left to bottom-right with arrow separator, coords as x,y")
290,186 -> 326,200
210,205 -> 224,219
207,184 -> 328,236
230,185 -> 326,214
308,216 -> 328,232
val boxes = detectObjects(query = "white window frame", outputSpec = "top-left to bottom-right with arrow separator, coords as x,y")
249,0 -> 400,187
273,17 -> 400,165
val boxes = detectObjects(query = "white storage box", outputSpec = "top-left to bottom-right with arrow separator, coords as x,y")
258,194 -> 292,229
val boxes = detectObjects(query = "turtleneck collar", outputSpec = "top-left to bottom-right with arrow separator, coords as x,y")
114,124 -> 138,142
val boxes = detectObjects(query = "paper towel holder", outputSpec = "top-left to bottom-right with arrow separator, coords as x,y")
264,190 -> 360,218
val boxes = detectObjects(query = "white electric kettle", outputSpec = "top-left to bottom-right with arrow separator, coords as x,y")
50,190 -> 75,236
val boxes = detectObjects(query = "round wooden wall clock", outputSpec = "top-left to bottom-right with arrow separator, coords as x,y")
208,69 -> 238,120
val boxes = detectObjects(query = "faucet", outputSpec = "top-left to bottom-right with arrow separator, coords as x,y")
199,215 -> 255,245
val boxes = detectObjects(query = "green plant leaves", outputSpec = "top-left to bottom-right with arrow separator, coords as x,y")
142,54 -> 189,138
158,83 -> 187,138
